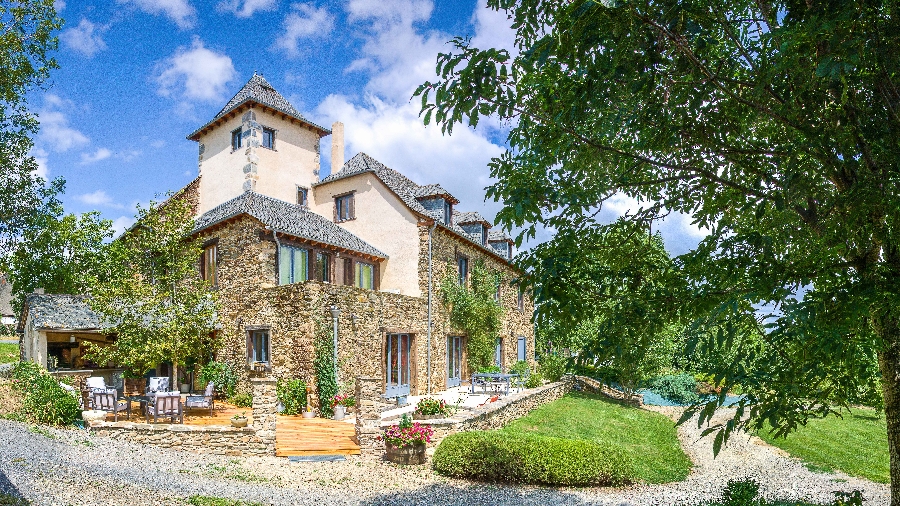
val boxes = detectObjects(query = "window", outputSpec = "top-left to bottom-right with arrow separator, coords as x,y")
343,258 -> 353,285
447,336 -> 463,388
385,333 -> 412,398
517,286 -> 525,312
262,127 -> 275,149
202,243 -> 217,286
297,186 -> 308,207
517,337 -> 527,362
316,251 -> 331,282
443,201 -> 452,226
457,256 -> 468,286
231,128 -> 242,151
278,245 -> 308,285
335,193 -> 355,222
507,243 -> 513,260
355,262 -> 374,289
481,226 -> 487,246
494,279 -> 501,302
247,329 -> 269,364
494,338 -> 503,369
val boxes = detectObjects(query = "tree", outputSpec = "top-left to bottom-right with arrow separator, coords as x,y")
440,261 -> 504,372
85,195 -> 219,385
5,202 -> 113,314
416,0 -> 900,497
0,0 -> 63,257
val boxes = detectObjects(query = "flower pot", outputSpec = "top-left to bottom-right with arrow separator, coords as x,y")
333,405 -> 346,420
384,442 -> 427,465
302,411 -> 316,419
180,383 -> 190,394
412,413 -> 444,421
231,417 -> 248,428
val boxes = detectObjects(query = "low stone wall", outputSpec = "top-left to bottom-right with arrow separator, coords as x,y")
89,422 -> 273,457
574,375 -> 643,406
455,379 -> 572,433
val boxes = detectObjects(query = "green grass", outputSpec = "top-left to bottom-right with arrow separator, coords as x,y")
186,496 -> 263,506
756,407 -> 888,484
0,344 -> 18,364
501,392 -> 692,484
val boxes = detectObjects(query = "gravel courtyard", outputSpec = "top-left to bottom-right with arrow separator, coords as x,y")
0,408 -> 888,506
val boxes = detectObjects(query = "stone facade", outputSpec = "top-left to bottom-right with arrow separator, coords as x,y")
355,376 -> 388,460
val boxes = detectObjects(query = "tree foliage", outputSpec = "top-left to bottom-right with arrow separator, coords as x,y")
5,203 -> 113,314
416,0 -> 900,491
84,195 -> 219,378
440,260 -> 504,372
0,0 -> 62,257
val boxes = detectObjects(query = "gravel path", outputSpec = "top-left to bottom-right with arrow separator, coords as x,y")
0,409 -> 889,506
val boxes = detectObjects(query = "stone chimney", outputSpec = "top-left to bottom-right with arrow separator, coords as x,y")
331,121 -> 345,175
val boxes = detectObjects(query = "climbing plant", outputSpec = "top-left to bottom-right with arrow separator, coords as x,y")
441,260 -> 504,372
314,314 -> 337,418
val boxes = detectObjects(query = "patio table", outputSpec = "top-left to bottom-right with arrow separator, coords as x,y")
125,395 -> 151,416
470,373 -> 519,396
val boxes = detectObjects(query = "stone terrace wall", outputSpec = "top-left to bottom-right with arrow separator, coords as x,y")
574,375 -> 643,406
89,423 -> 272,457
456,378 -> 572,433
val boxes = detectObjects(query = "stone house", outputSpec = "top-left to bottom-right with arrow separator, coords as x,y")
21,73 -> 535,403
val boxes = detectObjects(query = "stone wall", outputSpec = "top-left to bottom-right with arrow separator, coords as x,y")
574,375 -> 643,406
355,376 -> 389,460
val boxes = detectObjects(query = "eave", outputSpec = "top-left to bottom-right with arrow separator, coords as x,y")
186,99 -> 331,141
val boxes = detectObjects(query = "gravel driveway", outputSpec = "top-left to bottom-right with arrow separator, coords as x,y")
0,410 -> 888,506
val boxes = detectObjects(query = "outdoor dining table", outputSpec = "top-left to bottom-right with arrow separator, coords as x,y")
125,395 -> 151,415
470,373 -> 519,396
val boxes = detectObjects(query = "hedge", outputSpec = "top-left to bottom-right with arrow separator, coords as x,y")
432,430 -> 635,486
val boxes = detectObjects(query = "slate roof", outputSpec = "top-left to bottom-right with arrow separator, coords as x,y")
488,230 -> 514,243
187,73 -> 329,140
316,153 -> 513,262
193,191 -> 387,259
24,294 -> 100,330
0,274 -> 12,318
415,184 -> 458,204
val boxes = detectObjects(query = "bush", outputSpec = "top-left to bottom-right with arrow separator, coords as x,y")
700,479 -> 864,506
198,361 -> 237,398
276,378 -> 306,415
432,430 -> 634,486
525,369 -> 543,388
230,393 -> 252,408
10,362 -> 80,426
414,397 -> 452,417
539,354 -> 567,382
650,373 -> 700,405
477,365 -> 501,374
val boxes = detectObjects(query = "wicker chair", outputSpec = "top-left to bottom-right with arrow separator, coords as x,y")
185,382 -> 215,416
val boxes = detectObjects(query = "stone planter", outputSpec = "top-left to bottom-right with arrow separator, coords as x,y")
81,410 -> 106,424
302,411 -> 316,419
384,442 -> 427,465
412,413 -> 445,421
231,417 -> 248,428
180,383 -> 191,394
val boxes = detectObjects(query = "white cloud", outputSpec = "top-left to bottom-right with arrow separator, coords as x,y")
112,216 -> 136,235
54,0 -> 65,11
60,19 -> 107,57
37,95 -> 89,152
470,0 -> 517,55
150,139 -> 165,148
155,38 -> 236,102
31,147 -> 49,179
77,190 -> 117,207
118,0 -> 195,29
80,147 -> 112,164
273,3 -> 334,56
217,0 -> 276,18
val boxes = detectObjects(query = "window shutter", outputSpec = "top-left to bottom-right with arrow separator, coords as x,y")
349,194 -> 356,220
333,200 -> 338,222
373,262 -> 380,290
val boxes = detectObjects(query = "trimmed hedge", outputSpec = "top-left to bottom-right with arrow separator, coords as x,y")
432,430 -> 635,486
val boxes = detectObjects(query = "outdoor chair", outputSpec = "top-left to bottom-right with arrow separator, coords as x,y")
185,381 -> 215,416
91,389 -> 131,422
146,391 -> 183,424
85,376 -> 106,391
144,377 -> 170,412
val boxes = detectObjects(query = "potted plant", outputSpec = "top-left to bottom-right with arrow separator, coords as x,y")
331,394 -> 356,420
413,397 -> 453,420
379,414 -> 434,465
231,411 -> 248,428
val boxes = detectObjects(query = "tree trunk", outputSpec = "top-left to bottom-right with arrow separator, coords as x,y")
875,315 -> 900,506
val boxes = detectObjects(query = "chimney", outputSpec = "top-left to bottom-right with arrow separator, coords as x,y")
331,121 -> 345,176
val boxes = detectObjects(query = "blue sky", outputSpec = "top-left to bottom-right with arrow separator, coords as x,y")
36,0 -> 706,254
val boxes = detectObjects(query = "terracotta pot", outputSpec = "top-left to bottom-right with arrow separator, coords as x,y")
384,443 -> 427,465
231,417 -> 248,428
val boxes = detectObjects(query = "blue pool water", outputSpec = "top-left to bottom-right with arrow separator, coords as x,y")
637,389 -> 745,407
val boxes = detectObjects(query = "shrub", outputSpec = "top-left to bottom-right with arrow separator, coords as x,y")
414,397 -> 452,417
477,365 -> 501,374
539,353 -> 567,382
432,431 -> 634,487
198,361 -> 237,398
509,360 -> 529,376
650,373 -> 700,405
314,318 -> 338,418
230,393 -> 252,408
700,479 -> 864,506
525,369 -> 543,388
276,379 -> 307,415
10,362 -> 80,426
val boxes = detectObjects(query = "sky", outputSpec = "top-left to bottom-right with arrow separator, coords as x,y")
35,0 -> 706,255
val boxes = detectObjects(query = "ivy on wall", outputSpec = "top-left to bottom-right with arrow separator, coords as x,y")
440,260 -> 504,372
313,313 -> 337,417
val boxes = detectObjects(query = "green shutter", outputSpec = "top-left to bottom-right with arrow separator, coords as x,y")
278,245 -> 291,285
294,248 -> 308,282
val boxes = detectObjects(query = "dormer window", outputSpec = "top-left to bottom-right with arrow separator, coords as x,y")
231,128 -> 242,151
481,226 -> 487,246
507,243 -> 513,260
443,201 -> 452,226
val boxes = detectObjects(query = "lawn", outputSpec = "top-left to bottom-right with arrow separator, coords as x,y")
756,407 -> 888,483
501,392 -> 692,484
0,344 -> 17,364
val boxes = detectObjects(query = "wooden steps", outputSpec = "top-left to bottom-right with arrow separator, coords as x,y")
276,416 -> 360,456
